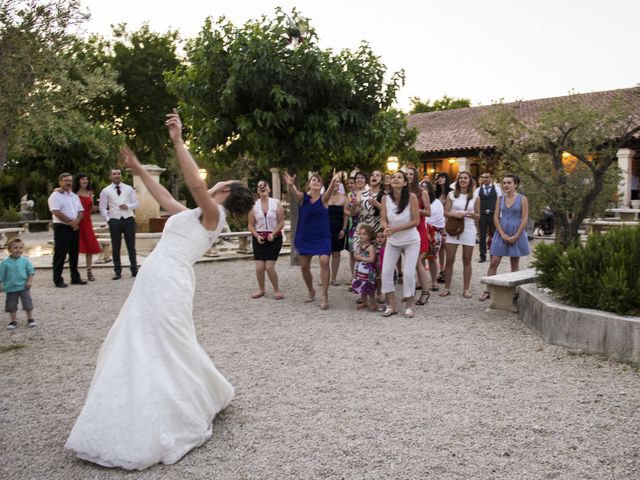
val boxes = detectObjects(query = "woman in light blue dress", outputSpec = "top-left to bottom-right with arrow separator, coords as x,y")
478,174 -> 530,301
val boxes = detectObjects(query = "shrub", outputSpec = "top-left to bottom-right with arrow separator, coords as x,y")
0,206 -> 22,222
533,227 -> 640,315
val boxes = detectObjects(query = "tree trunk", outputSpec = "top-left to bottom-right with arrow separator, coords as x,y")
0,125 -> 10,178
287,164 -> 300,266
554,212 -> 574,248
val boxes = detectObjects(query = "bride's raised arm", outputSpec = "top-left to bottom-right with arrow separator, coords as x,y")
121,146 -> 187,215
166,109 -> 221,230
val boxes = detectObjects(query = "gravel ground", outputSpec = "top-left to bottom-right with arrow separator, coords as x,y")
1,249 -> 639,480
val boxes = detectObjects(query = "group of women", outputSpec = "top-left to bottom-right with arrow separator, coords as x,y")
249,168 -> 531,314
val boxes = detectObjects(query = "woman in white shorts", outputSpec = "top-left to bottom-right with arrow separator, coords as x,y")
439,171 -> 480,299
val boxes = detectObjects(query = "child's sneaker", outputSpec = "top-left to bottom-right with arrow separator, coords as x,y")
27,319 -> 37,328
7,321 -> 17,330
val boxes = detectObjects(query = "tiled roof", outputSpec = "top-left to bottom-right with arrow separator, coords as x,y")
407,87 -> 640,154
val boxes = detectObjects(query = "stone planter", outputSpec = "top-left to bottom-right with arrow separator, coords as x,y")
518,283 -> 640,364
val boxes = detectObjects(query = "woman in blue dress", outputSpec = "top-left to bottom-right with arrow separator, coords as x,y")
283,170 -> 342,309
478,174 -> 530,301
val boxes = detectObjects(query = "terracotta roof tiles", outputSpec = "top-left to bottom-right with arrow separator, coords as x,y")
407,87 -> 640,154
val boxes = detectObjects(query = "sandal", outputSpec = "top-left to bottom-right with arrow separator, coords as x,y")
320,298 -> 329,310
381,308 -> 397,317
478,291 -> 491,302
462,290 -> 472,299
437,271 -> 445,283
303,290 -> 316,303
251,291 -> 265,299
274,292 -> 284,300
416,290 -> 430,305
356,303 -> 368,310
404,308 -> 414,318
87,269 -> 95,282
438,289 -> 451,297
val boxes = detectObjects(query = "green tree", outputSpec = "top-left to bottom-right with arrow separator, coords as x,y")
167,9 -> 415,256
409,94 -> 471,114
0,1 -> 121,217
167,8 -> 413,177
479,94 -> 640,247
88,24 -> 183,196
0,0 -> 118,176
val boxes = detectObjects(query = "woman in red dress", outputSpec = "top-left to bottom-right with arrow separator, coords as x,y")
73,174 -> 101,281
407,167 -> 431,305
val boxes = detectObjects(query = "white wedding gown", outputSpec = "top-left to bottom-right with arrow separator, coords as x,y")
66,206 -> 234,470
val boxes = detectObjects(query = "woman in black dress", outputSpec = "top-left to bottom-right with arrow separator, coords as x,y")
327,180 -> 348,285
248,180 -> 285,299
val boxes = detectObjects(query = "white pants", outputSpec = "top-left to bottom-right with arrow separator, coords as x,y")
381,240 -> 421,299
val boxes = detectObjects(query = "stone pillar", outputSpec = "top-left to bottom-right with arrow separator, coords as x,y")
617,148 -> 634,207
131,164 -> 166,233
456,157 -> 471,172
270,167 -> 281,200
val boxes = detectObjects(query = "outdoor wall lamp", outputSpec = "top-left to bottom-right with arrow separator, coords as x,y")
387,156 -> 399,172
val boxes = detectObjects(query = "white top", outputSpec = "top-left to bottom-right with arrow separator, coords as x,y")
48,191 -> 84,224
252,197 -> 280,231
446,191 -> 478,246
99,183 -> 139,222
427,198 -> 445,228
385,194 -> 420,247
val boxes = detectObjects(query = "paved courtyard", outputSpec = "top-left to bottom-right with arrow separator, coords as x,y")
1,248 -> 639,479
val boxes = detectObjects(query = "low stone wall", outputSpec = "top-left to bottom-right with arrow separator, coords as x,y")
518,283 -> 640,364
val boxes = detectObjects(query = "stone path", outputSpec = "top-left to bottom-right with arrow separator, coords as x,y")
1,248 -> 639,479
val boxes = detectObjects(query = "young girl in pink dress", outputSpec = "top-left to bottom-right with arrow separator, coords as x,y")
352,224 -> 377,311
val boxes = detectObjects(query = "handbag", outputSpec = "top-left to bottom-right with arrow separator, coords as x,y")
444,195 -> 471,238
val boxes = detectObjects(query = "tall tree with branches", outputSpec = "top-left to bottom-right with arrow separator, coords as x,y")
479,92 -> 640,246
167,8 -> 415,258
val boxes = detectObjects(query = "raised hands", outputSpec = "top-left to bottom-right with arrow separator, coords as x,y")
119,146 -> 143,174
165,109 -> 183,144
282,171 -> 296,187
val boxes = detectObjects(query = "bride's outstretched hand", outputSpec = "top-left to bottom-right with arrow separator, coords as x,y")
165,108 -> 183,144
119,146 -> 142,173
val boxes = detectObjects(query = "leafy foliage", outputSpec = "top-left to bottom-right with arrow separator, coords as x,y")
0,0 -> 121,208
166,8 -> 415,178
479,94 -> 640,246
86,24 -> 183,194
533,227 -> 640,315
409,95 -> 471,114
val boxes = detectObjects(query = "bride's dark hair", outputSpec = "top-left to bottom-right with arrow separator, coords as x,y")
223,181 -> 255,215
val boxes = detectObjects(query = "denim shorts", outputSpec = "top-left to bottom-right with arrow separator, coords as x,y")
5,288 -> 33,313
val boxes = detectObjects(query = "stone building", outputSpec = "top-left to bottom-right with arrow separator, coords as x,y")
407,87 -> 640,207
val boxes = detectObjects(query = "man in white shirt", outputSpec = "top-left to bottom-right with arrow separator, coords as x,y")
475,172 -> 502,262
48,173 -> 86,287
99,168 -> 140,280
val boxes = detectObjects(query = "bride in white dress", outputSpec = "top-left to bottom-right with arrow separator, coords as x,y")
65,110 -> 254,470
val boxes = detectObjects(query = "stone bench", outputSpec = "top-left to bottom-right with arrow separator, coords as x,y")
480,268 -> 538,312
582,219 -> 640,234
218,232 -> 254,254
21,220 -> 52,232
0,227 -> 25,247
96,238 -> 112,263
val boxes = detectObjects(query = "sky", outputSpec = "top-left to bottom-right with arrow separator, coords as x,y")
80,0 -> 640,111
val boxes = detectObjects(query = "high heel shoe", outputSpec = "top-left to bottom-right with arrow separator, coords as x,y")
416,290 -> 430,305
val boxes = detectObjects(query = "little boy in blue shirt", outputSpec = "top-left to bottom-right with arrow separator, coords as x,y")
0,238 -> 36,330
